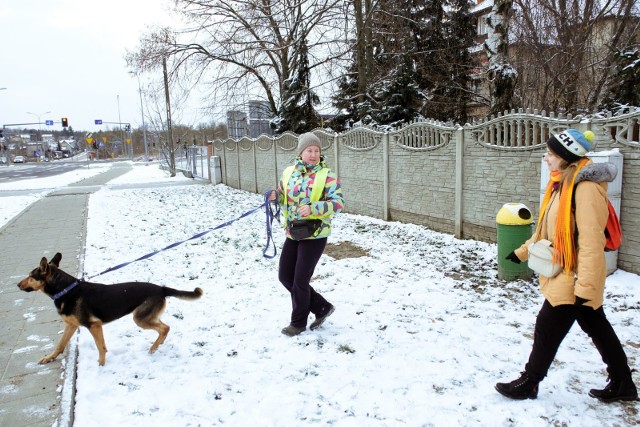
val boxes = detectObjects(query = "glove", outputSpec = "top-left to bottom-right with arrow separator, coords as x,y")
575,296 -> 590,306
505,251 -> 521,264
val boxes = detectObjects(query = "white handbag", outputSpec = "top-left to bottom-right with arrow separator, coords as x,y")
528,239 -> 562,278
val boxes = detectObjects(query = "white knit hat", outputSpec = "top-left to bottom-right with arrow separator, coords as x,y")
297,132 -> 321,155
547,129 -> 593,163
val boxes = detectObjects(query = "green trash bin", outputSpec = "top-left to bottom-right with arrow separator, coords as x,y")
497,203 -> 534,280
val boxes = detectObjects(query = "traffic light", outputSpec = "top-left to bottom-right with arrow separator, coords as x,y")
61,117 -> 68,127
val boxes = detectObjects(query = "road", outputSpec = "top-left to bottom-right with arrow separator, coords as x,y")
0,160 -> 94,181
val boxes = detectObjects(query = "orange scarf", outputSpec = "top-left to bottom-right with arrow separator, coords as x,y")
534,158 -> 589,272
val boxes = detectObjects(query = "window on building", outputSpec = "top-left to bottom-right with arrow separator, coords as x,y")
477,13 -> 490,36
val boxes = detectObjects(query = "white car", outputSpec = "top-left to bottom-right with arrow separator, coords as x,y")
13,156 -> 25,163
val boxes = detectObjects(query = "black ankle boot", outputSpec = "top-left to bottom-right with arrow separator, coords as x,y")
589,377 -> 638,403
496,372 -> 539,400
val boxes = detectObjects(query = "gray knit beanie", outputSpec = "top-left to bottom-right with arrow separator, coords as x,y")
297,132 -> 321,155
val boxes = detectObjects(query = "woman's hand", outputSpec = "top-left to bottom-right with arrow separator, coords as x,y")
297,205 -> 311,217
505,251 -> 521,264
268,190 -> 277,202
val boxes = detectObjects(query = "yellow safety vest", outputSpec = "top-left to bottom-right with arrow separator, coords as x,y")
282,166 -> 329,220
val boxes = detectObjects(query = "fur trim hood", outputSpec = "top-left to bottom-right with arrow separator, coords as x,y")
574,162 -> 617,185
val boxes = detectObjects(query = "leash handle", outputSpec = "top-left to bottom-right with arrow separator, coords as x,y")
262,189 -> 280,259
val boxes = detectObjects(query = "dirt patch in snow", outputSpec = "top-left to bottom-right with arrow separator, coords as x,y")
324,241 -> 370,259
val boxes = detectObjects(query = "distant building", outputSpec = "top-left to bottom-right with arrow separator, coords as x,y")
248,100 -> 274,138
227,110 -> 248,139
227,101 -> 275,139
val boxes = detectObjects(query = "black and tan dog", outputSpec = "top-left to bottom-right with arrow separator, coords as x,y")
17,252 -> 203,366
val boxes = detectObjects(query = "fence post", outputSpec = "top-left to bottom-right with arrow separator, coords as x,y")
383,132 -> 390,221
333,133 -> 339,179
236,140 -> 241,189
253,140 -> 258,193
222,142 -> 228,185
454,126 -> 464,238
273,137 -> 278,188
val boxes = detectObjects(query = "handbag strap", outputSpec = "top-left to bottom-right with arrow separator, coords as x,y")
534,191 -> 558,243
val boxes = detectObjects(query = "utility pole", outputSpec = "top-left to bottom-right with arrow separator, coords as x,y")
117,95 -> 125,158
136,75 -> 149,164
163,57 -> 176,176
26,110 -> 50,161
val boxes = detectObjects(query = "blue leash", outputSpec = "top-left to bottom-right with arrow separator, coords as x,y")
262,189 -> 281,259
86,190 -> 281,280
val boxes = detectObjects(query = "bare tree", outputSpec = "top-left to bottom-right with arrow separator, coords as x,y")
127,0 -> 348,123
510,0 -> 639,113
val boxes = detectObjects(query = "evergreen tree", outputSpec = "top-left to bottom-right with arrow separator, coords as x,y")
331,55 -> 365,131
600,48 -> 640,112
418,0 -> 450,121
369,53 -> 426,126
271,37 -> 320,134
333,0 -> 476,127
368,0 -> 429,127
442,0 -> 476,124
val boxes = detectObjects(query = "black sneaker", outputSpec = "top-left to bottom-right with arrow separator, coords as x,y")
589,377 -> 638,403
495,372 -> 539,400
281,325 -> 305,337
310,304 -> 335,330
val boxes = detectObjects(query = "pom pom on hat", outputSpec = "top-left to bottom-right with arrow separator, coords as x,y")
547,129 -> 593,163
583,130 -> 595,143
297,132 -> 321,155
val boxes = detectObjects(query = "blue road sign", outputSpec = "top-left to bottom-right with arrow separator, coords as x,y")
95,119 -> 103,125
45,120 -> 54,126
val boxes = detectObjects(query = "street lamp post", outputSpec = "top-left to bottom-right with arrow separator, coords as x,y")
26,110 -> 51,161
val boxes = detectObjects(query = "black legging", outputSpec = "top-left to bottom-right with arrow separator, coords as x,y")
525,300 -> 631,382
278,237 -> 329,328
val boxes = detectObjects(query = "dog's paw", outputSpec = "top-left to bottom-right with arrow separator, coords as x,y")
39,355 -> 56,364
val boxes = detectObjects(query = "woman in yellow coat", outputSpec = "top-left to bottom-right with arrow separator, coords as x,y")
496,129 -> 638,403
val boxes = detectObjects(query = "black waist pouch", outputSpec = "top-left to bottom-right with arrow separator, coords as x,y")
287,219 -> 323,240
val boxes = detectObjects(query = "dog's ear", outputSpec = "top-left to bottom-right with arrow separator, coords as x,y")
51,253 -> 62,267
39,257 -> 49,273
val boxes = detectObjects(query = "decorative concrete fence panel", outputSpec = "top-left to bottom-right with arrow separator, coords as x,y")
213,108 -> 640,274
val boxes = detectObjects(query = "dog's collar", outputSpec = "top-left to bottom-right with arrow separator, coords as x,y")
51,280 -> 80,300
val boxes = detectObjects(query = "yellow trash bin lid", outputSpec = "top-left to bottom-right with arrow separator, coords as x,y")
496,203 -> 533,225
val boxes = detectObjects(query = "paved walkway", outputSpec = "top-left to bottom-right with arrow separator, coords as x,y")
0,163 -> 204,426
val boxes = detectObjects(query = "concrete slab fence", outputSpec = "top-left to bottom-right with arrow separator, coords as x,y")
213,108 -> 640,275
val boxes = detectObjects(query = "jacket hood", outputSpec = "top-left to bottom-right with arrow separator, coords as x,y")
295,156 -> 327,173
574,162 -> 617,185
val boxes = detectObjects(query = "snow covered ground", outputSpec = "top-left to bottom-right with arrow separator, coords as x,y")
2,162 -> 639,426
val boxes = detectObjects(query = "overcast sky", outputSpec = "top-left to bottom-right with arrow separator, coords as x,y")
1,0 -> 209,133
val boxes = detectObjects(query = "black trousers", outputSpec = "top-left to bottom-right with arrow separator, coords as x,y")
525,299 -> 631,382
278,237 -> 330,328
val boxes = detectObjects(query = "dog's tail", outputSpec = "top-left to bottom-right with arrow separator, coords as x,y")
163,287 -> 204,300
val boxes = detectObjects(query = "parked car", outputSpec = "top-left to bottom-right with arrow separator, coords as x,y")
13,155 -> 25,163
0,156 -> 7,164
